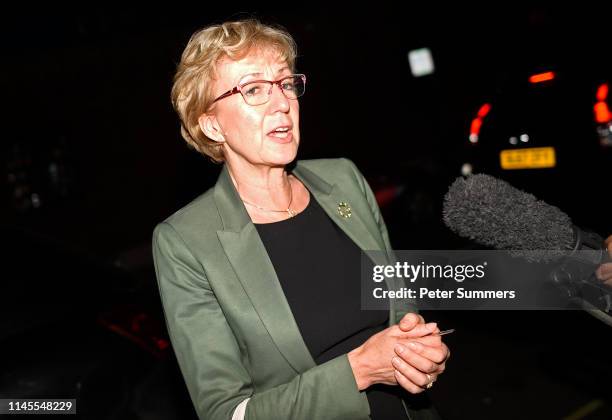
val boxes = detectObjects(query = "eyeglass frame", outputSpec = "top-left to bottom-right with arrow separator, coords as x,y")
211,73 -> 307,106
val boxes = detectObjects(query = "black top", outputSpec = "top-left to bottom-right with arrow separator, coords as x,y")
255,195 -> 409,419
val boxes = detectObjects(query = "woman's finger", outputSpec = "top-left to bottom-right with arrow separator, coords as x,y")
412,335 -> 442,348
392,354 -> 431,387
399,323 -> 438,338
398,313 -> 423,332
394,344 -> 439,373
394,369 -> 423,394
437,362 -> 446,374
397,341 -> 449,365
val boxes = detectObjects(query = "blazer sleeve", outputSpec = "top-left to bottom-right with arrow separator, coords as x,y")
152,221 -> 371,420
343,158 -> 419,320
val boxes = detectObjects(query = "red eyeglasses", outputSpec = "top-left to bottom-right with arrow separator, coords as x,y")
212,74 -> 306,106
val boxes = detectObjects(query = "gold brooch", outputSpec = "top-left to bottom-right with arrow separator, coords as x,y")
337,202 -> 352,218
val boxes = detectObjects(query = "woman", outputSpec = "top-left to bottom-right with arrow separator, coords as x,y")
153,19 -> 450,419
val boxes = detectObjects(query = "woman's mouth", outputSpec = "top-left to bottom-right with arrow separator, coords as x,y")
267,127 -> 293,143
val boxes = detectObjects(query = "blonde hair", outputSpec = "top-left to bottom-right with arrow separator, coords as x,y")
171,19 -> 298,162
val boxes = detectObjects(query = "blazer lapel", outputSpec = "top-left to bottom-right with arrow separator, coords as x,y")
214,166 -> 316,373
293,163 -> 389,267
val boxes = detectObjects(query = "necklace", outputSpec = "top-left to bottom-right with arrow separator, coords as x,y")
241,182 -> 297,218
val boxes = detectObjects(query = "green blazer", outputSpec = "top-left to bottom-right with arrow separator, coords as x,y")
152,158 -> 431,420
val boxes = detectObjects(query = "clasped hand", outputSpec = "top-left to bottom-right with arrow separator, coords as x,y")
348,313 -> 450,394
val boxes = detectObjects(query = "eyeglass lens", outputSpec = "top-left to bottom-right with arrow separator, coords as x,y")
241,75 -> 305,105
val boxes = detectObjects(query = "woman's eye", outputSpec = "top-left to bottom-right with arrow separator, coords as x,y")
244,86 -> 260,96
281,82 -> 295,91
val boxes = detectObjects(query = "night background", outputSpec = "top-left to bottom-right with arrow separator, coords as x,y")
2,5 -> 611,419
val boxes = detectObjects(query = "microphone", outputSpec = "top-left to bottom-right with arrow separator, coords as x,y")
442,174 -> 611,321
442,173 -> 607,263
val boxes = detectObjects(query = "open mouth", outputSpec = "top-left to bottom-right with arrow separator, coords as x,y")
268,126 -> 292,139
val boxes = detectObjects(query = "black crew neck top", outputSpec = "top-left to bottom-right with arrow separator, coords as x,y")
255,195 -> 409,419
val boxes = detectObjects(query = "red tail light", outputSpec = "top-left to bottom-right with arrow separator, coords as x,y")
529,72 -> 555,84
594,83 -> 611,124
469,103 -> 491,143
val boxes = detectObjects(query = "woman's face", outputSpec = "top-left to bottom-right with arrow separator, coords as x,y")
204,49 -> 300,168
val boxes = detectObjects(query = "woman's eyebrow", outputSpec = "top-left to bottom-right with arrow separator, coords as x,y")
237,68 -> 291,84
234,72 -> 260,85
241,72 -> 263,79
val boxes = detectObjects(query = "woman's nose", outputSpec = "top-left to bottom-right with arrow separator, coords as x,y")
267,83 -> 290,112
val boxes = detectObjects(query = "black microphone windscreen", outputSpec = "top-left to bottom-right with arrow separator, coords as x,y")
443,174 -> 575,260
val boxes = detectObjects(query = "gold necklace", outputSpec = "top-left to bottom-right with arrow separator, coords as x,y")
241,183 -> 296,218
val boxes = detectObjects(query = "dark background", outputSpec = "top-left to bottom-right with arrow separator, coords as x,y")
1,5 -> 611,420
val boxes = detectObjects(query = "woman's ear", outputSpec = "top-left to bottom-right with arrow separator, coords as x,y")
198,114 -> 226,143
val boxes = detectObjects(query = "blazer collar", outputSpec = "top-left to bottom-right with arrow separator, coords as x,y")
214,162 -> 387,373
214,163 -> 384,253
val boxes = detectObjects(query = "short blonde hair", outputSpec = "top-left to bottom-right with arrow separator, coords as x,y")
171,19 -> 298,162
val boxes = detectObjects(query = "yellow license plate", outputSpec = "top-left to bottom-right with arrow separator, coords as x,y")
500,147 -> 556,170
